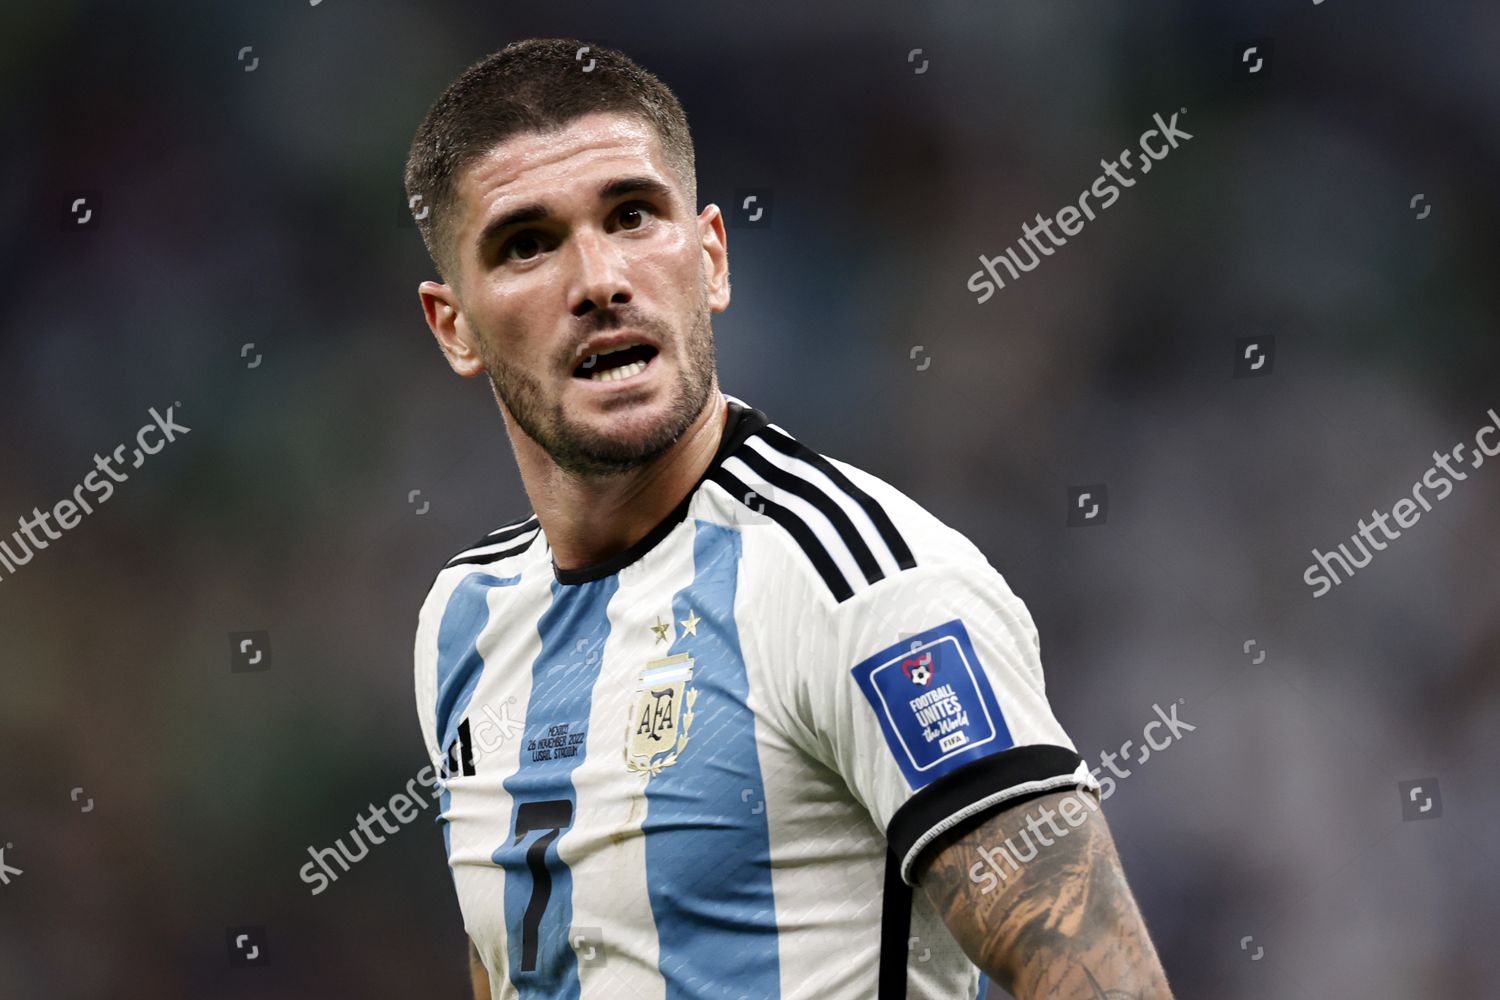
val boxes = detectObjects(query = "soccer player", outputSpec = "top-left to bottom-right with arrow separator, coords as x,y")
405,38 -> 1173,1000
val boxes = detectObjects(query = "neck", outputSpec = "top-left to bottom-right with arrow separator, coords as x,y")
512,391 -> 729,574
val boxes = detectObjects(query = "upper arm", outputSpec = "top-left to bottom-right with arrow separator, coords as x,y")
784,552 -> 1099,884
913,788 -> 1173,999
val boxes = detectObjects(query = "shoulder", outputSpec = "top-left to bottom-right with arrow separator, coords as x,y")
822,454 -> 991,570
700,413 -> 990,609
442,511 -> 543,571
416,511 -> 543,624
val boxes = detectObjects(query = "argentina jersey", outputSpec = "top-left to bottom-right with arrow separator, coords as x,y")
413,392 -> 1099,1000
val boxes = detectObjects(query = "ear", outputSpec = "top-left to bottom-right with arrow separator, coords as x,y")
418,280 -> 486,377
698,204 -> 731,313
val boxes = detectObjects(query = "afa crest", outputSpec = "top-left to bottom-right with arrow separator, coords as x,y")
624,652 -> 697,777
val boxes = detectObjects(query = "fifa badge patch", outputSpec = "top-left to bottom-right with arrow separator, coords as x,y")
624,652 -> 697,777
850,619 -> 1014,789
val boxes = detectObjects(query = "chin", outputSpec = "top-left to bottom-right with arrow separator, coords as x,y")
546,360 -> 713,472
600,410 -> 682,451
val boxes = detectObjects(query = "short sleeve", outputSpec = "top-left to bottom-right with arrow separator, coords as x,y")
792,554 -> 1098,885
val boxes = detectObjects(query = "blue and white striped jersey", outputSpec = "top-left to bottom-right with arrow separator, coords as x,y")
414,392 -> 1097,999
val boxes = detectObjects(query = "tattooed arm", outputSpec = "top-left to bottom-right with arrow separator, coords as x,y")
913,789 -> 1173,999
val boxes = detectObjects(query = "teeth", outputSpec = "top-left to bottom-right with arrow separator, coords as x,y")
589,359 -> 648,382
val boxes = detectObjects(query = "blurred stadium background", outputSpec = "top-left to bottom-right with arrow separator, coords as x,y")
2,1 -> 1497,996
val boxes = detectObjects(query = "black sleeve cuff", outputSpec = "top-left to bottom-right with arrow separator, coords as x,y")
886,744 -> 1094,885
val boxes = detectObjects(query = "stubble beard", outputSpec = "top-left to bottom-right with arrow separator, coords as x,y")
480,294 -> 717,479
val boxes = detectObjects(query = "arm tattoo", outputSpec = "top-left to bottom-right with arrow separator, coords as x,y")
914,789 -> 1172,999
1083,962 -> 1146,1000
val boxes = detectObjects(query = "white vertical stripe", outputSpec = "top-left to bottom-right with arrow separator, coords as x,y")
557,512 -> 705,1000
735,523 -> 955,998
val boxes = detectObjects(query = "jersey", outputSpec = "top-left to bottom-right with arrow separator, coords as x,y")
413,391 -> 1098,1000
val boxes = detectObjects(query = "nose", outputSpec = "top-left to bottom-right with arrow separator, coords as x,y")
568,227 -> 632,317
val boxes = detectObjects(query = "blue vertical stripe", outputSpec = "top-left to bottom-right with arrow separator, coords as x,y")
434,571 -> 522,854
496,577 -> 616,999
644,520 -> 781,999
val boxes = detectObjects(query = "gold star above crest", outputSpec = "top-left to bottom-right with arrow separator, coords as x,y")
679,609 -> 701,636
649,615 -> 671,644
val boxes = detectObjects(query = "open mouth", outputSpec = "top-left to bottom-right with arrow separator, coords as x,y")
573,343 -> 659,383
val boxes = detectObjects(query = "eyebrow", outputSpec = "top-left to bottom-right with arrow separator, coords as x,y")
472,175 -> 675,258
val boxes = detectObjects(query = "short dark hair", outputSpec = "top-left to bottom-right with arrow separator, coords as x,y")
404,38 -> 697,287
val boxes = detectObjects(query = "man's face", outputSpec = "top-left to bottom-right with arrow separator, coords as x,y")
420,112 -> 730,478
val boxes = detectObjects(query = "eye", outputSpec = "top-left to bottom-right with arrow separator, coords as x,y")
502,232 -> 548,262
615,202 -> 655,231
